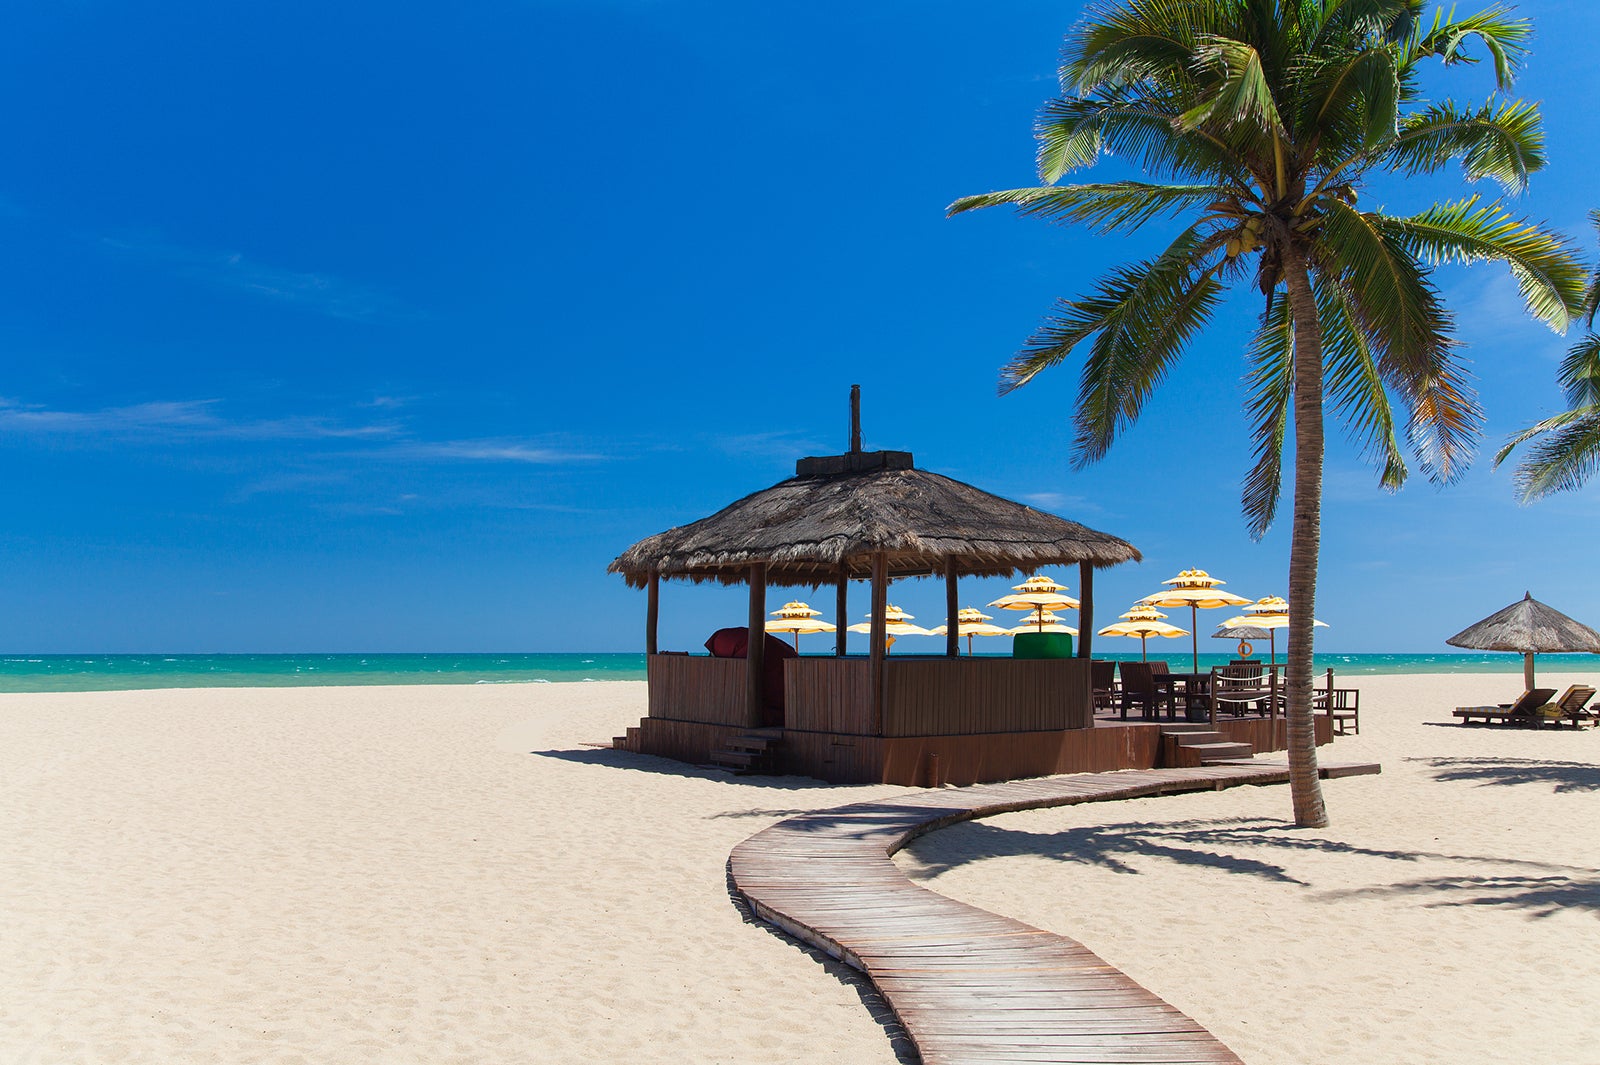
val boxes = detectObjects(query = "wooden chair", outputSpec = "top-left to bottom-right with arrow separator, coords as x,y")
1312,669 -> 1361,734
1118,661 -> 1163,720
1209,663 -> 1281,721
1542,685 -> 1596,729
1452,688 -> 1557,727
1090,660 -> 1119,714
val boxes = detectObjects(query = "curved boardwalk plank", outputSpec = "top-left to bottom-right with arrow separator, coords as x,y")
730,763 -> 1375,1064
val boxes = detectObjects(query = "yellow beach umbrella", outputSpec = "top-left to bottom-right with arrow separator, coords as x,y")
1097,604 -> 1189,662
1006,610 -> 1078,635
1221,596 -> 1328,665
990,574 -> 1080,632
929,607 -> 1013,655
764,601 -> 836,650
846,604 -> 935,650
1138,569 -> 1252,672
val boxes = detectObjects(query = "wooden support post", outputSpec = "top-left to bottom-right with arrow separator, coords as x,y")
835,563 -> 849,657
645,570 -> 660,656
869,552 -> 887,734
747,563 -> 767,726
1078,561 -> 1094,659
945,562 -> 959,657
850,384 -> 862,453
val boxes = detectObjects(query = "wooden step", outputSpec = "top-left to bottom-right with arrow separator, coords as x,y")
711,749 -> 761,768
1170,730 -> 1227,746
1171,741 -> 1254,767
723,736 -> 774,752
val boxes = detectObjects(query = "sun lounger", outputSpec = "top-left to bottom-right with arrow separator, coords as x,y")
1541,685 -> 1596,729
1452,687 -> 1557,727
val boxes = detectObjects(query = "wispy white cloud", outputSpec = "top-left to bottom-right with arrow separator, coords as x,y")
1017,490 -> 1103,516
99,235 -> 401,321
383,439 -> 602,464
0,397 -> 400,442
709,430 -> 827,462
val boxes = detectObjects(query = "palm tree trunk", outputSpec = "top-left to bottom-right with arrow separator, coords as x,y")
1281,245 -> 1329,829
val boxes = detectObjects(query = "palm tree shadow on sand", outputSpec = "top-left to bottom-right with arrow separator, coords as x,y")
905,816 -> 1600,918
1409,756 -> 1600,794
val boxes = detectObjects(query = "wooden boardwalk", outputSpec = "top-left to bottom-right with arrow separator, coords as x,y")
729,761 -> 1379,1064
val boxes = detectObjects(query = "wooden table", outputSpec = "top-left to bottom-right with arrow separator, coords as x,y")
1153,671 -> 1211,719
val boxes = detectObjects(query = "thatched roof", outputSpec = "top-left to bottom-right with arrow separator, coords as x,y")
609,451 -> 1141,589
1445,593 -> 1600,654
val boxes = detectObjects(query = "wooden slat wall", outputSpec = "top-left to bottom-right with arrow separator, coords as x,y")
623,717 -> 747,765
785,658 -> 874,734
778,730 -> 885,785
882,657 -> 1091,736
1217,714 -> 1333,752
646,654 -> 755,727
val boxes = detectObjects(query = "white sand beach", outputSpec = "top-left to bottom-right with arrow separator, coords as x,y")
3,674 -> 1596,1064
899,672 -> 1600,1065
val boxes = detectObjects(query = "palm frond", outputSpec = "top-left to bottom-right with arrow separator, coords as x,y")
1316,276 -> 1410,492
946,182 -> 1237,234
1033,97 -> 1253,185
1405,3 -> 1532,88
1306,46 -> 1399,149
1557,331 -> 1600,413
1180,35 -> 1288,137
1241,293 -> 1294,537
1381,196 -> 1585,331
1497,405 -> 1600,502
1384,98 -> 1545,193
1314,198 -> 1450,376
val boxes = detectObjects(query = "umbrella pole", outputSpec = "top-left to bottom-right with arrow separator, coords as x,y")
1190,605 -> 1199,673
1525,651 -> 1536,690
1140,634 -> 1148,662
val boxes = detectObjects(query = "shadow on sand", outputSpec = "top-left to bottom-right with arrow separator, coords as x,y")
905,814 -> 1600,918
530,745 -> 861,794
1409,755 -> 1600,794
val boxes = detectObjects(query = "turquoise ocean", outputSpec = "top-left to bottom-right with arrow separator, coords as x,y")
1,651 -> 1596,693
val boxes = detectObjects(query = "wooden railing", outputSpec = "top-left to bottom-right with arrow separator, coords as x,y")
647,654 -> 755,727
785,656 -> 1091,737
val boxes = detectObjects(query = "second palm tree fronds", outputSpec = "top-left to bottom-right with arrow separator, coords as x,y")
1495,212 -> 1600,499
950,1 -> 1585,827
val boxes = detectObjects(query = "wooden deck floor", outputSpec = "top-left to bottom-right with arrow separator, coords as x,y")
729,761 -> 1379,1064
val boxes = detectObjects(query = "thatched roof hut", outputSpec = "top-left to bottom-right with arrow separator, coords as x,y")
609,451 -> 1140,589
1446,592 -> 1600,687
610,389 -> 1142,727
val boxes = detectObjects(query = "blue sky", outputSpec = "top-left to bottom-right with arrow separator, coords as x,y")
1,0 -> 1597,653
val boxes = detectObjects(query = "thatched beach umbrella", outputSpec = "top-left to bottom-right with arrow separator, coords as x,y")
764,601 -> 836,650
1099,604 -> 1189,662
1445,592 -> 1600,688
1138,569 -> 1252,673
1212,623 -> 1273,660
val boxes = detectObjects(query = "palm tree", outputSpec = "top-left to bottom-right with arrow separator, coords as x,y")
1494,213 -> 1600,498
950,1 -> 1584,827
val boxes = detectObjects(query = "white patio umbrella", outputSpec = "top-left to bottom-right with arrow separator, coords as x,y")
764,601 -> 836,650
1097,604 -> 1189,662
846,604 -> 935,650
1006,610 -> 1077,635
990,574 -> 1080,632
928,607 -> 1013,655
1138,569 -> 1252,673
1220,596 -> 1329,666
